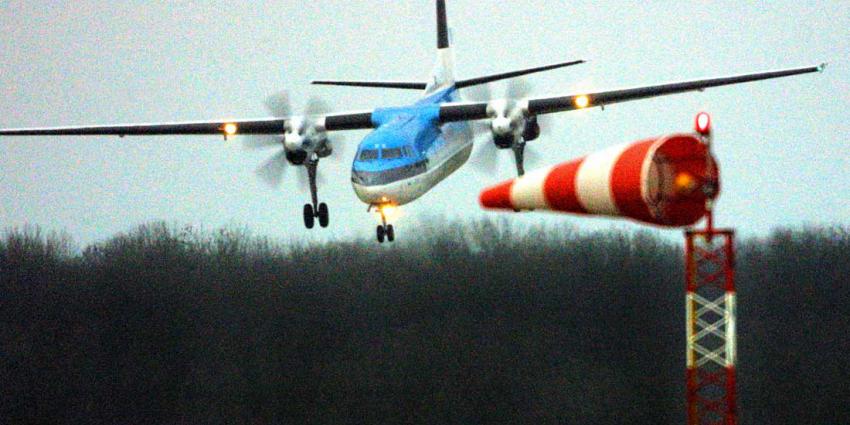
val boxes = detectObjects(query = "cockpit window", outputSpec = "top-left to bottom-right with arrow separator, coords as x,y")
358,149 -> 379,161
382,148 -> 403,159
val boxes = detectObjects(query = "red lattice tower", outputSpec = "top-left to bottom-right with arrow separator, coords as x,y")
685,228 -> 736,425
684,112 -> 736,425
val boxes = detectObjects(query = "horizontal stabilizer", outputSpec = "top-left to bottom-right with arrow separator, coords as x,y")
455,59 -> 585,88
311,80 -> 427,90
311,59 -> 584,91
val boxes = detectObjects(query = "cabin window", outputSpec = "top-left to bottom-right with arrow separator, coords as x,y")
358,149 -> 379,161
382,148 -> 403,159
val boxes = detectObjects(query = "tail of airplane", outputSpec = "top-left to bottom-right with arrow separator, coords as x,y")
425,0 -> 456,94
310,0 -> 584,93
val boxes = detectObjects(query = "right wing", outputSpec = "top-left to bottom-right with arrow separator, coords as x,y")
0,111 -> 375,137
438,64 -> 826,122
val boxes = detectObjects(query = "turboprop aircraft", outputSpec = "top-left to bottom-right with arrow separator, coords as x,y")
0,0 -> 825,243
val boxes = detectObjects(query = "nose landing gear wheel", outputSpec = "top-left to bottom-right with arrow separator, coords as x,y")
303,204 -> 315,229
372,203 -> 398,244
318,203 -> 329,228
386,224 -> 395,242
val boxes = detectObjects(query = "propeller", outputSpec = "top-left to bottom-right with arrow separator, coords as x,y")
463,79 -> 546,175
243,91 -> 338,189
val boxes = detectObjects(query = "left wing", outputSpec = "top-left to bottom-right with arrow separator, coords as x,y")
0,111 -> 375,137
439,64 -> 826,122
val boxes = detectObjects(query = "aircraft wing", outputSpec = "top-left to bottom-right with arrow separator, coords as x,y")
0,111 -> 375,137
439,64 -> 826,122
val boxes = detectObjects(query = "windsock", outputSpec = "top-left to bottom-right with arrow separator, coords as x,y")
479,134 -> 719,227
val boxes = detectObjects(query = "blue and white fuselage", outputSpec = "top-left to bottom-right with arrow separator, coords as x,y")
351,85 -> 473,206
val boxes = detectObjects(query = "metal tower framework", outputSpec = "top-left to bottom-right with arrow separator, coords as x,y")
685,228 -> 737,425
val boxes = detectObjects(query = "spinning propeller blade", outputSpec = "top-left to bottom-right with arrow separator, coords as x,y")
255,151 -> 288,189
464,78 -> 544,174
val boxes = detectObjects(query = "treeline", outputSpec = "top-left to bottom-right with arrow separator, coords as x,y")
1,221 -> 847,424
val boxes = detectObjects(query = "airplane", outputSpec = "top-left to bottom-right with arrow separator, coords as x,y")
0,0 -> 825,243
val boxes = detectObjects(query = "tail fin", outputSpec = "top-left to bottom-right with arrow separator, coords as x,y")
437,0 -> 449,49
426,0 -> 455,93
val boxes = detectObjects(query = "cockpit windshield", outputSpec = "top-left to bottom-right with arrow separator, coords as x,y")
357,146 -> 417,162
352,159 -> 427,186
358,149 -> 379,161
382,148 -> 403,159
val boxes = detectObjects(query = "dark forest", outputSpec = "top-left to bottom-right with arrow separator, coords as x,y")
1,221 -> 847,424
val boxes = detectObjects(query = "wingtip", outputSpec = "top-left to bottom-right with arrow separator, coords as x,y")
817,62 -> 827,72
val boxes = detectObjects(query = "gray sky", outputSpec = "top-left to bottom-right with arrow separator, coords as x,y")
1,0 -> 847,246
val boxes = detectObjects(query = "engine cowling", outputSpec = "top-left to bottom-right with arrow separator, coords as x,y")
283,116 -> 329,163
486,99 -> 541,148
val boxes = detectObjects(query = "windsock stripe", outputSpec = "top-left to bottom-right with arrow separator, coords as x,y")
610,139 -> 656,223
479,180 -> 515,210
543,159 -> 587,214
510,166 -> 554,210
575,143 -> 631,215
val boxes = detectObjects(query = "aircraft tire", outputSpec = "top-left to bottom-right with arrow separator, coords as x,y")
318,203 -> 329,228
386,224 -> 395,242
376,225 -> 385,243
303,204 -> 315,229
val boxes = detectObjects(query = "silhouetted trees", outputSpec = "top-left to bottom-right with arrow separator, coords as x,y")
1,221 -> 847,424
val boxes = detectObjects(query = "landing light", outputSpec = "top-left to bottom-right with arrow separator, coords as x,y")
382,205 -> 397,217
223,123 -> 238,137
574,95 -> 590,109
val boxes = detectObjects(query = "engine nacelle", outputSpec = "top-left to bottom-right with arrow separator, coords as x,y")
522,116 -> 540,142
315,143 -> 333,158
479,134 -> 719,227
493,133 -> 515,149
286,149 -> 308,165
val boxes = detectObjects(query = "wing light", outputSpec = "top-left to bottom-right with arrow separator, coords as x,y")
223,123 -> 239,138
574,95 -> 590,109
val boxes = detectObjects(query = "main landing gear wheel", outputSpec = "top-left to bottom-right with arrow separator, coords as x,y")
303,204 -> 315,229
377,225 -> 385,243
318,203 -> 329,228
303,202 -> 330,229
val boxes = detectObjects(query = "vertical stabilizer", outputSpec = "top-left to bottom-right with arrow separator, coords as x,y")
437,0 -> 449,49
426,0 -> 455,93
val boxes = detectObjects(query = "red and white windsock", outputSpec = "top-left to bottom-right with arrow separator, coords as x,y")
479,134 -> 719,227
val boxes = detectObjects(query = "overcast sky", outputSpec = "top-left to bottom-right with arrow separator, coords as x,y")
1,0 -> 847,246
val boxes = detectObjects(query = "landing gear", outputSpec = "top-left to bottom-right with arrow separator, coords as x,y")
376,223 -> 395,243
372,204 -> 396,244
302,157 -> 330,229
512,141 -> 526,177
